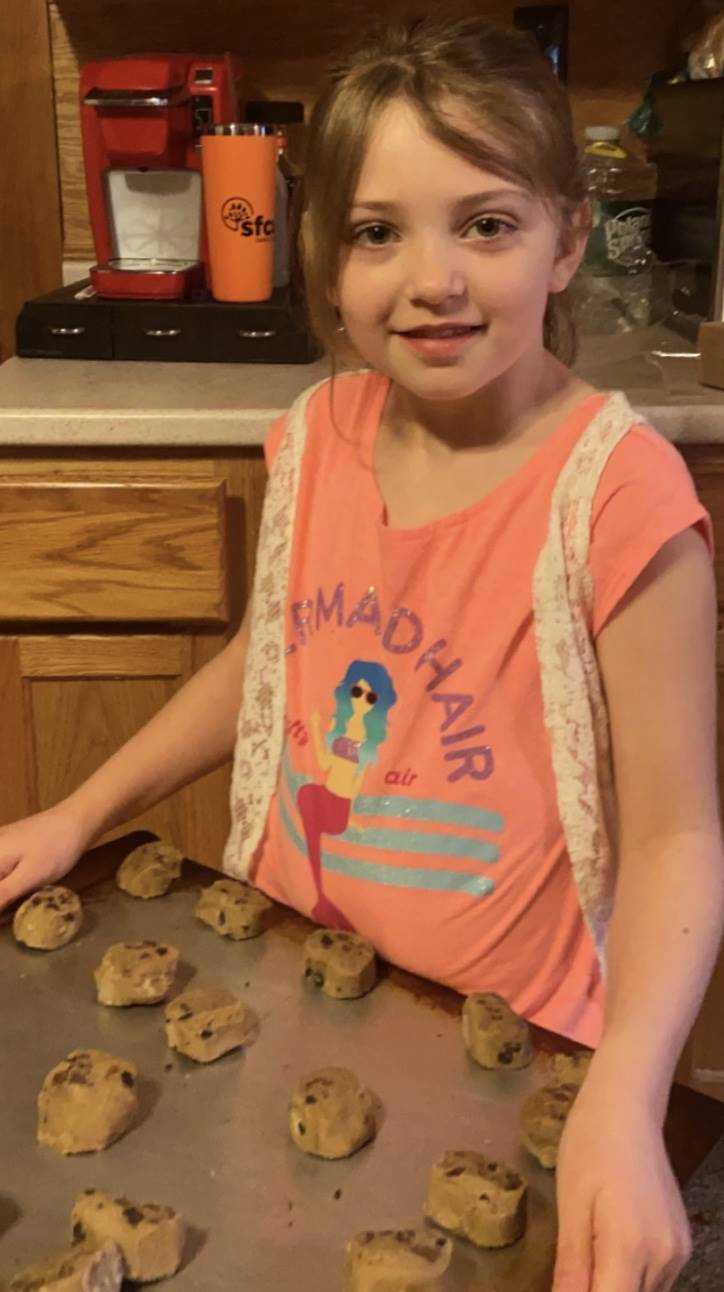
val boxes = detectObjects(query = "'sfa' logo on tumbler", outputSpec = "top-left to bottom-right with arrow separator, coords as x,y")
221,196 -> 274,241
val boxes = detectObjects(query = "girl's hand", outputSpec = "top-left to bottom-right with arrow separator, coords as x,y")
0,804 -> 92,912
553,1068 -> 692,1292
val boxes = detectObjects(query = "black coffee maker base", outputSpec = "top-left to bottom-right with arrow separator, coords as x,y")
15,282 -> 322,364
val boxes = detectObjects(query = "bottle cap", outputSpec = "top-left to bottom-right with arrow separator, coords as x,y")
584,126 -> 621,142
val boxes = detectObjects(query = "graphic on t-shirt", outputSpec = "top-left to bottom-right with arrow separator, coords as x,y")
288,581 -> 495,785
283,746 -> 501,897
297,659 -> 398,930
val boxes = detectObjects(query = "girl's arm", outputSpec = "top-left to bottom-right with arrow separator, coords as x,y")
310,711 -> 333,773
592,526 -> 723,1111
0,610 -> 251,910
346,768 -> 368,832
553,526 -> 724,1292
351,766 -> 367,797
70,610 -> 253,844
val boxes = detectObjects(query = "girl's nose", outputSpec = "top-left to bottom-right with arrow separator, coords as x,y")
403,235 -> 467,305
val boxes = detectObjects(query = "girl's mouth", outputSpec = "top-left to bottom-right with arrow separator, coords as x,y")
396,324 -> 486,356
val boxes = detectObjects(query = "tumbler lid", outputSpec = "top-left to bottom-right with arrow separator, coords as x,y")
205,122 -> 276,136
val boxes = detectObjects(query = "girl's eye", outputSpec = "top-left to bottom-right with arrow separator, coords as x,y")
466,216 -> 515,241
350,223 -> 395,247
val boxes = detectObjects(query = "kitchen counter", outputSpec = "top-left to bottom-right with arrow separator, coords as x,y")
0,324 -> 722,447
0,354 -> 331,447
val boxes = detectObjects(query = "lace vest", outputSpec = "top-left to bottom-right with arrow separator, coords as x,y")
223,377 -> 639,976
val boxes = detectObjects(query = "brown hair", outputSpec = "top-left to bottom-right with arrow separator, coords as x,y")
297,14 -> 589,368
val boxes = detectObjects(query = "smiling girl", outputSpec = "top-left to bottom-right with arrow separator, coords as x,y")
1,16 -> 722,1292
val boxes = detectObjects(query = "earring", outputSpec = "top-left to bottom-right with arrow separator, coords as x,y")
334,308 -> 345,334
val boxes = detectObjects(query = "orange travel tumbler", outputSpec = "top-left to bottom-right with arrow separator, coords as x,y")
201,124 -> 278,302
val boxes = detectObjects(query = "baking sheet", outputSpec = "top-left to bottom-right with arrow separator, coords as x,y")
0,873 -> 557,1290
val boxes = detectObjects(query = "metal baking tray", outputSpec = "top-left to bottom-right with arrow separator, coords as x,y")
0,863 -> 557,1290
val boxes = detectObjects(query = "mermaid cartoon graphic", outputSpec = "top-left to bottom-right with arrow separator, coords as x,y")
297,659 -> 397,929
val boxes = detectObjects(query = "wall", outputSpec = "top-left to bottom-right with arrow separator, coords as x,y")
51,0 -> 707,259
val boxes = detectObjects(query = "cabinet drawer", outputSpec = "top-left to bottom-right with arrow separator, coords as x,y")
15,298 -> 113,360
0,481 -> 228,623
113,297 -> 321,364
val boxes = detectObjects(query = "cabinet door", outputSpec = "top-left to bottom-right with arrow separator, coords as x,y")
0,633 -> 230,866
0,0 -> 62,361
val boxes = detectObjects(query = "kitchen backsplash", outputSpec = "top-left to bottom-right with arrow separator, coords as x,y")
50,0 -> 704,259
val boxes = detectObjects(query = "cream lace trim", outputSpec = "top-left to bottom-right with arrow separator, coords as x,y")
532,390 -> 639,974
222,376 -> 330,878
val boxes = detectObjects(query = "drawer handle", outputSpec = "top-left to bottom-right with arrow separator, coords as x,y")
144,327 -> 182,338
49,325 -> 86,336
237,328 -> 277,339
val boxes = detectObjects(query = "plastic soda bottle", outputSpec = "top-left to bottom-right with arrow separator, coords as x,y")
583,126 -> 658,276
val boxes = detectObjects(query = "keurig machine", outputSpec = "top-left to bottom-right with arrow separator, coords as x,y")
79,54 -> 244,300
16,55 -> 321,364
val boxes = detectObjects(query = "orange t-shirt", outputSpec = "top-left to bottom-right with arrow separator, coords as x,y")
251,371 -> 712,1045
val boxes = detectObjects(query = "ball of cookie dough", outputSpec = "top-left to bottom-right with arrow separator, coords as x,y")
37,1050 -> 138,1154
71,1190 -> 186,1283
116,841 -> 183,899
520,1082 -> 578,1169
289,1066 -> 376,1160
164,985 -> 256,1063
13,886 -> 83,951
9,1240 -> 123,1292
461,993 -> 533,1070
546,1048 -> 592,1089
345,1228 -> 452,1292
303,929 -> 377,999
94,940 -> 179,1007
194,878 -> 273,940
424,1150 -> 527,1249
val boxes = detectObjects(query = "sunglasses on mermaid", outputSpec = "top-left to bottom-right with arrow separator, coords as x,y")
350,684 -> 378,706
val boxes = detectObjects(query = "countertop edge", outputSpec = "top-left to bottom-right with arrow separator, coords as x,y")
0,411 -> 278,448
626,402 -> 724,444
0,400 -> 722,448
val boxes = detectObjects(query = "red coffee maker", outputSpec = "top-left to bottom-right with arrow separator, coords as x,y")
79,54 -> 244,300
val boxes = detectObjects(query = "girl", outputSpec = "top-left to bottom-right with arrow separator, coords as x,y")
1,16 -> 722,1292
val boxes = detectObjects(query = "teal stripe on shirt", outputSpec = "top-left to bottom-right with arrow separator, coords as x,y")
343,823 -> 499,863
282,747 -> 503,861
278,792 -> 495,896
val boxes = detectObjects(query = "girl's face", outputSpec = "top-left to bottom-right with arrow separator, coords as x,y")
335,99 -> 585,403
349,679 -> 377,715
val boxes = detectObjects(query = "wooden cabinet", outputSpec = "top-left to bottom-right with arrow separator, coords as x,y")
0,447 -> 267,866
0,632 -> 197,843
0,479 -> 228,623
0,0 -> 62,362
